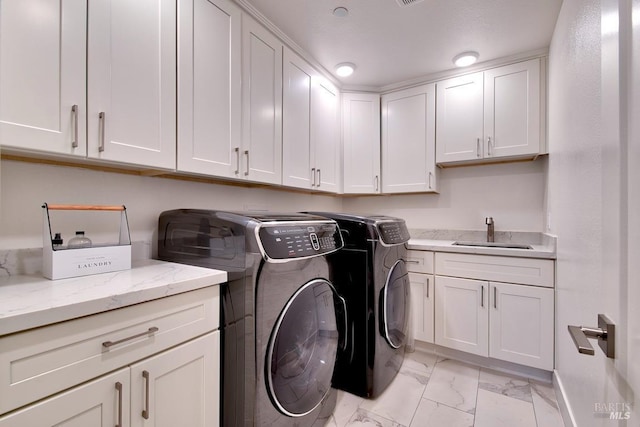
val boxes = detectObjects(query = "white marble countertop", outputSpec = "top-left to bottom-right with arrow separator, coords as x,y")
0,259 -> 227,336
406,230 -> 556,259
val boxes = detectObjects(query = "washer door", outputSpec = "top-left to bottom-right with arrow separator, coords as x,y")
266,279 -> 342,417
381,259 -> 410,348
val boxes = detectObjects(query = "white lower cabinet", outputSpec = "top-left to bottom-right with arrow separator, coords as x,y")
409,272 -> 435,343
0,368 -> 130,427
434,275 -> 554,370
0,287 -> 221,426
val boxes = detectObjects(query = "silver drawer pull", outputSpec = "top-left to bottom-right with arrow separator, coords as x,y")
102,326 -> 159,349
115,382 -> 123,427
142,370 -> 151,419
98,112 -> 106,152
71,105 -> 78,148
405,259 -> 420,264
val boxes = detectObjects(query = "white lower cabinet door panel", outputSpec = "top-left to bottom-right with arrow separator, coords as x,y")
130,331 -> 219,427
409,273 -> 434,343
489,282 -> 554,370
0,368 -> 130,427
434,276 -> 488,356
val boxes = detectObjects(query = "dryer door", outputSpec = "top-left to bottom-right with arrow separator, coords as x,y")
266,279 -> 344,417
381,259 -> 410,348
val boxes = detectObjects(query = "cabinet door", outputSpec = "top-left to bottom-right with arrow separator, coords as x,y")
282,48 -> 313,189
130,332 -> 219,427
435,72 -> 484,163
489,282 -> 554,370
242,17 -> 282,184
409,273 -> 434,343
177,0 -> 241,178
88,0 -> 176,169
381,83 -> 436,193
0,369 -> 129,427
484,59 -> 540,159
342,93 -> 381,194
0,0 -> 86,156
311,77 -> 340,193
434,276 -> 488,356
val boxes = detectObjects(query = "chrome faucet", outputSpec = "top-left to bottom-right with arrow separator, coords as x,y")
485,217 -> 495,242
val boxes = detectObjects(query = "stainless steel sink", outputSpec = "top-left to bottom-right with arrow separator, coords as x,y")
452,241 -> 533,250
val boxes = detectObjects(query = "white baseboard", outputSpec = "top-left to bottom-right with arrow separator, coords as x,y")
553,370 -> 577,427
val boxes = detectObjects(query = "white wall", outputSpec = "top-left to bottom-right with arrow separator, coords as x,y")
344,159 -> 546,232
0,159 -> 342,251
547,0 -> 635,424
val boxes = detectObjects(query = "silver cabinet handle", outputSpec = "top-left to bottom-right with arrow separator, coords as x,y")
317,169 -> 321,187
428,171 -> 433,189
98,112 -> 106,152
481,285 -> 484,307
71,105 -> 78,148
405,259 -> 420,264
425,277 -> 430,298
102,326 -> 159,349
115,382 -> 123,427
244,150 -> 249,176
234,147 -> 240,175
494,286 -> 497,309
477,137 -> 481,157
487,136 -> 492,156
568,314 -> 616,358
375,175 -> 379,191
311,168 -> 316,187
142,370 -> 150,419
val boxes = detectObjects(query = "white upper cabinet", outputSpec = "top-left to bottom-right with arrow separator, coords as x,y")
342,93 -> 381,194
484,59 -> 541,159
436,58 -> 542,165
381,83 -> 437,193
87,0 -> 177,169
282,48 -> 314,189
241,16 -> 283,185
0,0 -> 87,157
311,76 -> 340,192
282,48 -> 340,193
435,72 -> 484,163
177,0 -> 241,178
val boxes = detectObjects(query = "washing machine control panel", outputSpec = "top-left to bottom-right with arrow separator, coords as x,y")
377,221 -> 411,245
258,222 -> 343,259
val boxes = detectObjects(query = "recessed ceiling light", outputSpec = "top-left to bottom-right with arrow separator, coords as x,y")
453,51 -> 479,67
333,7 -> 349,17
335,62 -> 356,77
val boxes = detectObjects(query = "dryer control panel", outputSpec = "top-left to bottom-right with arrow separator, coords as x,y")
377,221 -> 411,245
258,222 -> 343,260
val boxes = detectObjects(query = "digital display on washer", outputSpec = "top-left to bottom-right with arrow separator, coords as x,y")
258,223 -> 342,259
377,221 -> 411,245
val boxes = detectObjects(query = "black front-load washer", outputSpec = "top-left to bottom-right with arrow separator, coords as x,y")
306,212 -> 411,399
158,210 -> 345,426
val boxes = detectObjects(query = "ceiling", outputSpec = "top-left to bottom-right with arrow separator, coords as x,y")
239,0 -> 563,90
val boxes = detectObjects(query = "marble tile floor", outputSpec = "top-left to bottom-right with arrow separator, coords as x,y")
325,350 -> 565,427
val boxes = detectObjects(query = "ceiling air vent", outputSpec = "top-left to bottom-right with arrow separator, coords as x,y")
396,0 -> 424,7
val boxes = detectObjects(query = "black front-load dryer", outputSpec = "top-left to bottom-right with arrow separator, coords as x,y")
158,210 -> 345,426
306,212 -> 411,399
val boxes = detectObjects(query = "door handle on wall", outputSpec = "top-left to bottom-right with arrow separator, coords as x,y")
568,314 -> 615,358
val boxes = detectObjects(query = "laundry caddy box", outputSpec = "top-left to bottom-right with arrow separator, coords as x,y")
42,203 -> 131,280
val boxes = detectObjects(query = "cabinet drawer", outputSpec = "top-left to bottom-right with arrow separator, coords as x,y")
0,286 -> 219,415
405,250 -> 434,274
435,252 -> 554,287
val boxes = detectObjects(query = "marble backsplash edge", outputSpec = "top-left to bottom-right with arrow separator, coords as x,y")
0,241 -> 153,278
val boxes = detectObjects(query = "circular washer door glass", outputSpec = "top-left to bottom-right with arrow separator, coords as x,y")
382,259 -> 410,348
266,279 -> 340,417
